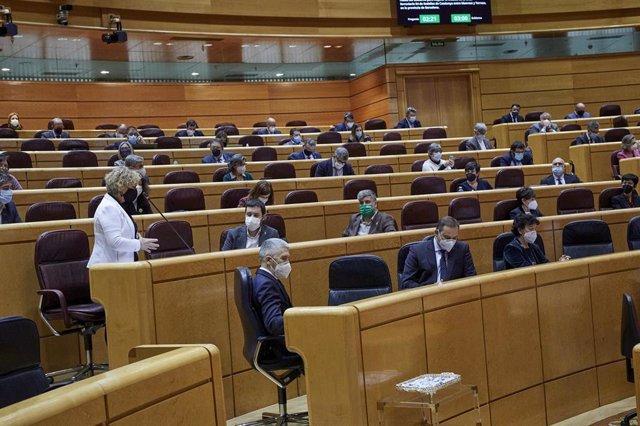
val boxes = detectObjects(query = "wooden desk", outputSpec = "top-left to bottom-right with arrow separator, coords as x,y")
569,141 -> 625,182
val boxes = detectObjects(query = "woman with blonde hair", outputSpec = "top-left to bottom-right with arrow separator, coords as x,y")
7,112 -> 22,130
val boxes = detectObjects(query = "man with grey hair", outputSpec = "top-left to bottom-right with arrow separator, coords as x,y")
253,238 -> 293,335
342,189 -> 397,237
0,172 -> 21,224
41,118 -> 70,139
422,143 -> 453,172
314,146 -> 354,177
528,112 -> 558,134
573,121 -> 603,145
396,106 -> 422,128
464,123 -> 493,151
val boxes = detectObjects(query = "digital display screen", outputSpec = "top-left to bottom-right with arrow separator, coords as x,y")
396,0 -> 492,25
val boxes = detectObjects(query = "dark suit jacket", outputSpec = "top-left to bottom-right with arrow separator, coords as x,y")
253,268 -> 293,335
611,193 -> 640,209
40,130 -> 70,139
342,211 -> 397,237
500,113 -> 525,123
464,136 -> 493,151
504,238 -> 549,269
333,123 -> 350,132
457,179 -> 493,192
288,151 -> 321,160
255,128 -> 283,135
539,174 -> 582,185
175,129 -> 205,137
499,152 -> 533,167
509,206 -> 544,219
400,236 -> 476,289
396,118 -> 422,129
221,224 -> 279,251
573,133 -> 604,145
202,152 -> 234,163
314,158 -> 355,177
0,202 -> 22,224
528,123 -> 559,134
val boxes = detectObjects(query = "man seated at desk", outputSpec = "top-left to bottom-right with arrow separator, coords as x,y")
342,190 -> 397,236
221,199 -> 279,251
539,158 -> 582,185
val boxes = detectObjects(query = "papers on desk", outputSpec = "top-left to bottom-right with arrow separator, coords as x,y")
396,372 -> 461,395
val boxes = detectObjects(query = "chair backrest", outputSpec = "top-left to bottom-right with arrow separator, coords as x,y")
492,232 -> 514,272
219,230 -> 229,251
600,104 -> 622,117
411,176 -> 446,195
252,121 -> 267,128
6,151 -> 32,169
286,120 -> 307,127
263,213 -> 286,239
524,129 -> 532,143
0,316 -> 49,409
284,190 -> 318,204
493,199 -> 520,221
411,160 -> 426,172
62,151 -> 98,167
450,177 -> 467,192
457,140 -> 467,151
562,220 -> 613,259
627,216 -> 640,250
613,115 -> 629,128
213,167 -> 228,182
25,202 -> 77,222
560,124 -> 581,132
139,128 -> 165,138
233,267 -> 265,365
413,142 -> 431,154
220,188 -> 251,209
401,200 -> 439,230
21,139 -> 54,151
145,220 -> 195,260
152,154 -> 171,165
494,168 -> 525,188
107,154 -> 119,166
423,128 -> 447,139
599,187 -> 624,210
309,162 -> 319,178
379,144 -> 406,156
251,146 -> 277,162
397,242 -> 420,288
199,139 -> 213,148
490,156 -> 502,167
264,162 -> 296,179
219,126 -> 239,136
87,195 -> 104,218
557,188 -> 595,214
341,142 -> 366,158
604,128 -> 630,142
365,164 -> 394,174
163,170 -> 200,184
382,132 -> 402,141
300,127 -> 320,133
58,139 -> 89,151
95,123 -> 118,130
164,188 -> 206,212
328,255 -> 392,306
611,150 -> 622,178
453,157 -> 474,170
448,197 -> 482,224
621,293 -> 640,382
317,131 -> 342,145
0,128 -> 18,138
364,119 -> 387,130
524,111 -> 543,121
343,179 -> 377,200
137,123 -> 160,129
45,178 -> 82,189
238,135 -> 264,147
215,122 -> 236,128
155,136 -> 182,149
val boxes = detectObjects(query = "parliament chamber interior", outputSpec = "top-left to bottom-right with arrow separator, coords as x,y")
1,1 -> 640,425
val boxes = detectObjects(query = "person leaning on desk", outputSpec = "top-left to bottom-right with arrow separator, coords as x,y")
504,214 -> 570,269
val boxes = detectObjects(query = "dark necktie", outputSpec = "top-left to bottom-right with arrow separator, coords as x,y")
556,178 -> 562,185
439,249 -> 448,281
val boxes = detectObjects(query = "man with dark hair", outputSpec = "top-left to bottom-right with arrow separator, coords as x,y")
400,216 -> 476,289
333,112 -> 355,132
285,128 -> 303,145
499,141 -> 533,167
611,173 -> 640,209
457,162 -> 493,191
396,107 -> 422,129
500,104 -> 524,123
572,121 -> 603,145
221,199 -> 279,251
288,139 -> 321,160
510,187 -> 544,219
175,119 -> 204,137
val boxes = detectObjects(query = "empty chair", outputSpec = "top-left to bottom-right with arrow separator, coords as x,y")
5,151 -> 32,169
164,188 -> 206,212
365,164 -> 393,174
414,142 -> 432,154
145,220 -> 195,260
300,127 -> 321,133
605,128 -> 631,142
600,104 -> 622,117
317,131 -> 342,144
264,163 -> 296,179
341,142 -> 366,158
401,200 -> 439,230
252,146 -> 277,162
284,190 -> 318,204
411,176 -> 446,195
163,170 -> 200,184
152,154 -> 171,165
397,241 -> 420,287
423,128 -> 447,139
21,139 -> 54,151
286,120 -> 307,127
494,168 -> 525,188
263,213 -> 286,239
449,177 -> 466,192
238,135 -> 264,147
220,188 -> 250,209
411,160 -> 426,172
560,124 -> 582,132
155,136 -> 182,149
562,220 -> 613,259
448,197 -> 482,224
613,115 -> 629,128
87,195 -> 104,218
212,167 -> 228,182
453,156 -> 474,169
599,187 -> 624,210
58,139 -> 89,151
628,216 -> 640,250
0,128 -> 18,138
493,199 -> 520,221
95,123 -> 118,130
62,151 -> 98,167
328,255 -> 392,305
557,188 -> 595,214
137,123 -> 160,129
490,156 -> 502,167
45,177 -> 82,189
382,132 -> 402,141
364,118 -> 387,130
138,128 -> 164,138
379,144 -> 406,156
525,111 -> 543,121
343,179 -> 377,200
25,202 -> 77,222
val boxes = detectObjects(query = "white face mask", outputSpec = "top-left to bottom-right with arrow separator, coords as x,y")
524,230 -> 537,244
245,215 -> 261,232
334,161 -> 345,170
527,199 -> 538,210
346,122 -> 354,129
355,131 -> 363,138
409,116 -> 416,123
268,126 -> 276,133
431,152 -> 442,162
542,119 -> 551,127
271,259 -> 292,280
438,237 -> 456,253
237,166 -> 247,175
258,196 -> 270,205
10,118 -> 19,127
186,129 -> 195,137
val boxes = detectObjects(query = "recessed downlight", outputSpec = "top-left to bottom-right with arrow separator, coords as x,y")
165,42 -> 174,46
1,68 -> 10,72
191,72 -> 200,76
100,70 -> 110,75
276,73 -> 284,77
203,43 -> 213,47
349,73 -> 356,77
323,45 -> 332,48
153,42 -> 163,46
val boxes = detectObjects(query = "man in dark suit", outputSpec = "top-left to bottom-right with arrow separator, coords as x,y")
539,157 -> 582,185
528,112 -> 559,134
314,147 -> 355,177
612,173 -> 640,209
396,107 -> 422,129
464,122 -> 493,151
499,104 -> 525,123
202,138 -> 234,164
572,121 -> 603,145
253,238 -> 293,335
40,117 -> 70,139
175,119 -> 205,137
401,216 -> 476,289
255,117 -> 282,135
288,139 -> 321,160
0,172 -> 22,224
342,190 -> 397,236
222,199 -> 279,251
332,112 -> 355,132
499,141 -> 533,167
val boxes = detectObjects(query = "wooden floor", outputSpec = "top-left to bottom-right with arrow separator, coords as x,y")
227,396 -> 308,425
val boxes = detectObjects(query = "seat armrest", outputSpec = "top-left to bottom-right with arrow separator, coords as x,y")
37,289 -> 71,327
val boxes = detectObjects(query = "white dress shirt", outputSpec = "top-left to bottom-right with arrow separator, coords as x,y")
246,229 -> 260,248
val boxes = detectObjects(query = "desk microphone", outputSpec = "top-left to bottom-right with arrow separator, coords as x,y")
144,194 -> 195,254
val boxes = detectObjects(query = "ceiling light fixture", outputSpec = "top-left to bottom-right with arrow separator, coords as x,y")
288,45 -> 296,48
153,42 -> 162,45
253,44 -> 260,47
241,44 -> 249,48
1,67 -> 10,72
349,73 -> 356,77
191,72 -> 199,76
165,42 -> 173,46
335,45 -> 343,48
203,43 -> 212,47
100,70 -> 109,74
323,45 -> 332,48
57,37 -> 67,41
276,73 -> 284,77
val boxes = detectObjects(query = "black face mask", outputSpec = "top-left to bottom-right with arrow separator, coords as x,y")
623,184 -> 634,194
576,111 -> 584,117
123,188 -> 138,203
211,149 -> 221,157
54,127 -> 63,135
303,149 -> 313,156
466,173 -> 476,182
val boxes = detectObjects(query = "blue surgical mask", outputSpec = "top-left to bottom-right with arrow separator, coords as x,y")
0,189 -> 12,205
292,135 -> 302,144
514,152 -> 524,161
128,135 -> 138,144
355,131 -> 363,138
120,149 -> 131,158
552,166 -> 564,177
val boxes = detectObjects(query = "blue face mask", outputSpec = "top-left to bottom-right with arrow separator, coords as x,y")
355,131 -> 363,138
127,135 -> 138,144
292,135 -> 302,144
514,152 -> 524,161
120,149 -> 131,158
0,189 -> 12,205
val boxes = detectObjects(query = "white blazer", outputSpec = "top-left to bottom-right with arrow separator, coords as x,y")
87,194 -> 141,267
